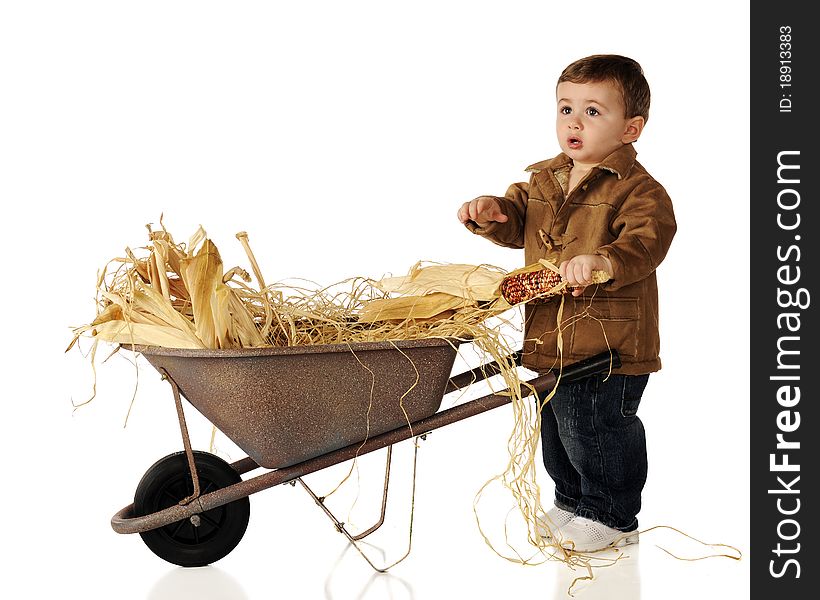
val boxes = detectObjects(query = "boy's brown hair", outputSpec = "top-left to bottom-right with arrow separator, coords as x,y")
558,55 -> 650,122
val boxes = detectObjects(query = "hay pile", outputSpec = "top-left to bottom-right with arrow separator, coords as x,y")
67,222 -> 522,351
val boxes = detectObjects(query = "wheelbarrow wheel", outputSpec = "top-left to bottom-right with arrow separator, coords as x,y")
133,451 -> 250,567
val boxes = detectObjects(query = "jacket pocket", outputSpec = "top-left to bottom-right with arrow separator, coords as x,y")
569,297 -> 640,358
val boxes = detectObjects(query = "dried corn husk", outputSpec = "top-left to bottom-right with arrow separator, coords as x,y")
375,262 -> 506,301
357,292 -> 471,322
180,239 -> 224,347
225,287 -> 266,346
69,222 -> 264,351
82,320 -> 205,349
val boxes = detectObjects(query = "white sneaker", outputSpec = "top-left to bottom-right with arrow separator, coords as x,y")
557,516 -> 639,552
536,506 -> 575,540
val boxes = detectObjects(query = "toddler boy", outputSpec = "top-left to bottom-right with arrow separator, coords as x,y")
457,55 -> 676,552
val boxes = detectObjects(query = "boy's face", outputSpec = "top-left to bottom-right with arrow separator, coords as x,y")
555,80 -> 642,165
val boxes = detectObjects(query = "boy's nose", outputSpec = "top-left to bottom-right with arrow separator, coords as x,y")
568,120 -> 581,130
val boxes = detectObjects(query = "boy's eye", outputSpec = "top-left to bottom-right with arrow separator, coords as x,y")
586,107 -> 600,116
560,106 -> 572,115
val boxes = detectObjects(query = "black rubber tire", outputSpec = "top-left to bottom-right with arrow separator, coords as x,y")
133,451 -> 250,567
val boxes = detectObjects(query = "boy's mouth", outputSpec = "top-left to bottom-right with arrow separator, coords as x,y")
567,136 -> 583,150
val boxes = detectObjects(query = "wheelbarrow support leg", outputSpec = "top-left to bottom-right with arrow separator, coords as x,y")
297,440 -> 421,573
160,368 -> 201,505
295,444 -> 393,542
351,445 -> 392,541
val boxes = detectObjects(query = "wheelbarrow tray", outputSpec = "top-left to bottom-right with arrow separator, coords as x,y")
131,338 -> 459,469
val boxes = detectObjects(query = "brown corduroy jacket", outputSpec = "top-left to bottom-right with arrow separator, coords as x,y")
466,144 -> 676,375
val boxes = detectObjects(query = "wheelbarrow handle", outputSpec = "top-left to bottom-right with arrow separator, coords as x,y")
554,349 -> 621,384
445,351 -> 522,393
447,349 -> 620,395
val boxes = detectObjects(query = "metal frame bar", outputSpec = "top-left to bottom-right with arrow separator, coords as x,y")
161,368 -> 201,505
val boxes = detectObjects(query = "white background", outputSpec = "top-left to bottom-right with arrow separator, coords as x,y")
1,1 -> 749,598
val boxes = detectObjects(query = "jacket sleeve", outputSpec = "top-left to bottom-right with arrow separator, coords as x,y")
464,182 -> 529,249
595,179 -> 677,291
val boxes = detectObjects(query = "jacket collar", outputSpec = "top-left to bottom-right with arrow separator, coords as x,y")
524,143 -> 638,180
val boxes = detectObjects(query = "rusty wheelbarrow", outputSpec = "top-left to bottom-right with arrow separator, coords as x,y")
111,338 -> 619,569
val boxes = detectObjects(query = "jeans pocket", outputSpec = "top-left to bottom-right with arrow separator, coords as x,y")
620,374 -> 650,417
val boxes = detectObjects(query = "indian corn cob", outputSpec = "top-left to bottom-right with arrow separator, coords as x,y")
500,268 -> 610,305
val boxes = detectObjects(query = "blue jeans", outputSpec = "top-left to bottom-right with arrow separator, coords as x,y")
539,373 -> 649,532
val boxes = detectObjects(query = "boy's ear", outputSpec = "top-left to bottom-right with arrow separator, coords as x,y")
621,116 -> 645,143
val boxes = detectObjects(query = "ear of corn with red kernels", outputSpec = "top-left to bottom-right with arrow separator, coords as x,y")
500,269 -> 610,305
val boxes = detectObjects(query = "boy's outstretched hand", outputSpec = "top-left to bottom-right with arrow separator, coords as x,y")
457,196 -> 508,226
559,254 -> 613,297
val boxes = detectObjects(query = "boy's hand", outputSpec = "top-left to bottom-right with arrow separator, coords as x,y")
559,254 -> 613,297
457,196 -> 509,227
